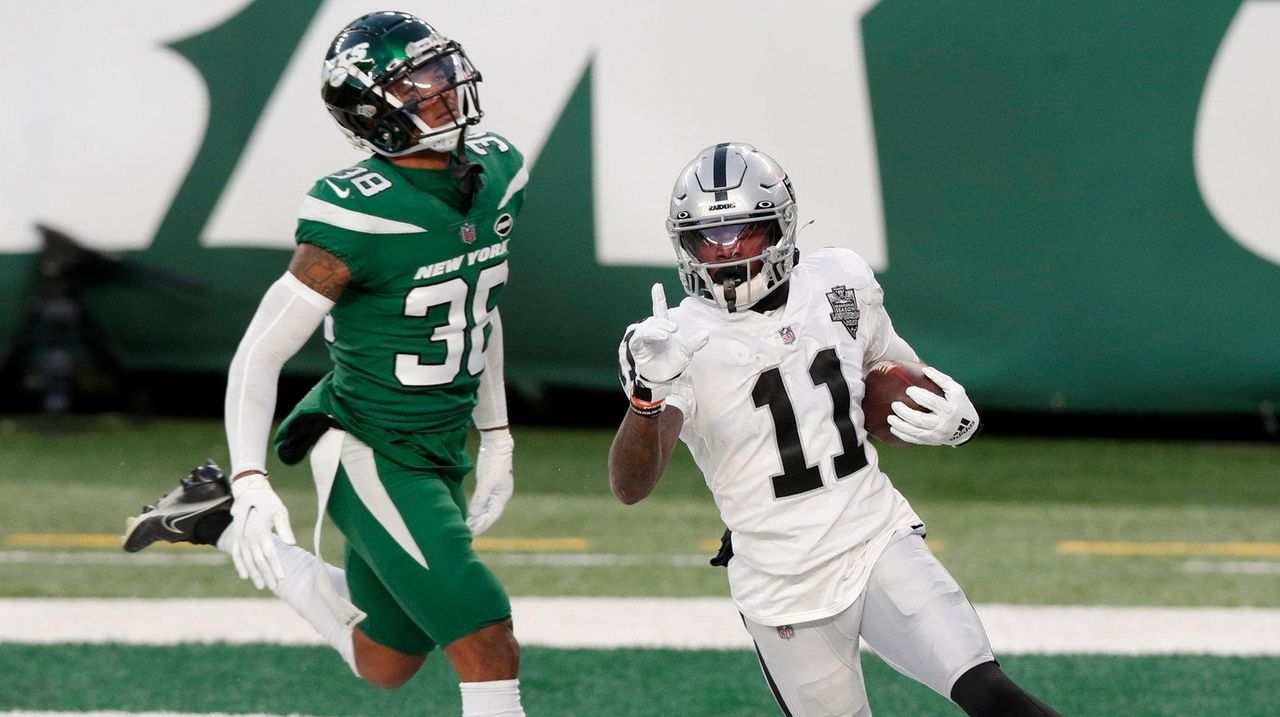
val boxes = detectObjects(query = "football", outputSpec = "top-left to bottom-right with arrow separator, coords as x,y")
862,360 -> 943,446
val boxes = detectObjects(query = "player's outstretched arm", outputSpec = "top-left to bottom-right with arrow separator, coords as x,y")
608,405 -> 684,504
222,243 -> 349,589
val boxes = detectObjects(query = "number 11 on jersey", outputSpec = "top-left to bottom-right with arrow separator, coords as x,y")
751,347 -> 868,499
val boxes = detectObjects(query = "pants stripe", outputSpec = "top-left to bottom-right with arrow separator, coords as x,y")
340,436 -> 430,569
743,613 -> 794,717
752,642 -> 794,717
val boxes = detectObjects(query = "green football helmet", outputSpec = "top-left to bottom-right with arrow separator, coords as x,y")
321,11 -> 483,156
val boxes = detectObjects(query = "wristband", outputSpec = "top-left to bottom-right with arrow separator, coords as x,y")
629,394 -> 664,417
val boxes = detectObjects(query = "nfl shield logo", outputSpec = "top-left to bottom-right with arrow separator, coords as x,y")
776,625 -> 795,640
778,326 -> 796,344
460,222 -> 477,244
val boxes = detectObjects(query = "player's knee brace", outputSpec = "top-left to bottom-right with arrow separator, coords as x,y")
950,661 -> 1062,717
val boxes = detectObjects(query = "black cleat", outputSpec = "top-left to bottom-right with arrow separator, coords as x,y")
122,460 -> 233,552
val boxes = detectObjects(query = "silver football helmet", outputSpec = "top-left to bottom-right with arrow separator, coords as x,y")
666,142 -> 798,312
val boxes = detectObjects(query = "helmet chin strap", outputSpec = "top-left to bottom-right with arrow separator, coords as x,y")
451,121 -> 484,212
709,263 -> 782,314
723,278 -> 739,313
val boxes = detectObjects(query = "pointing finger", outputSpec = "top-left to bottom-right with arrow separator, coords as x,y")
650,283 -> 669,319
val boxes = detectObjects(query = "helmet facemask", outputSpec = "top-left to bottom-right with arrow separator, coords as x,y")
674,219 -> 795,313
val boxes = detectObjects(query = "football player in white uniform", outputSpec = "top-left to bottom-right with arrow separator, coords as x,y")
609,143 -> 1061,717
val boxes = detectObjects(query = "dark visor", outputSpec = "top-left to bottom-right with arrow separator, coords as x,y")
678,221 -> 780,262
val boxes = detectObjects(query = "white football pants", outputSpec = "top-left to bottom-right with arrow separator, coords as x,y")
742,532 -> 995,717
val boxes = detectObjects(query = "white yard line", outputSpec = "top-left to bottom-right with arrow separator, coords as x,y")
485,553 -> 708,567
9,551 -> 1280,574
0,551 -> 229,566
0,713 -> 320,717
1,598 -> 1278,655
1183,559 -> 1280,575
0,551 -> 709,568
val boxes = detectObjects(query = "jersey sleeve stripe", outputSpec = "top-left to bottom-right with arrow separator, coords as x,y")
622,328 -> 638,385
299,195 -> 430,235
496,164 -> 529,210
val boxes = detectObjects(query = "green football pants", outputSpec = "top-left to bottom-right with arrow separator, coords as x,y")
325,434 -> 511,654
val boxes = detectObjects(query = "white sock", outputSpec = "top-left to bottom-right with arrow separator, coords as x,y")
218,533 -> 358,675
460,679 -> 524,716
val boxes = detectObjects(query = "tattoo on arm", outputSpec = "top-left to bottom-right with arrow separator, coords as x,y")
288,244 -> 351,301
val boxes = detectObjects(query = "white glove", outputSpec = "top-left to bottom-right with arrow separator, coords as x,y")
619,284 -> 708,414
225,474 -> 296,590
886,366 -> 980,447
467,429 -> 514,536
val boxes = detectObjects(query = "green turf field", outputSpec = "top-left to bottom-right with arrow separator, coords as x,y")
1,417 -> 1277,606
1,644 -> 1277,717
1,417 -> 1278,716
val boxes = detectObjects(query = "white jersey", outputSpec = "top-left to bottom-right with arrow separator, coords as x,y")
663,248 -> 922,625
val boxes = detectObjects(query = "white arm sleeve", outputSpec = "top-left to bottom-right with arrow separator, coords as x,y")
472,308 -> 509,430
876,329 -> 921,365
225,272 -> 334,476
862,278 -> 921,368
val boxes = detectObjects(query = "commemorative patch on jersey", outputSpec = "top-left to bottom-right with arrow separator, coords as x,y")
825,285 -> 861,339
460,222 -> 477,244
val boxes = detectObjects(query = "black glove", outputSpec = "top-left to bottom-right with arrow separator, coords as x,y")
709,527 -> 733,567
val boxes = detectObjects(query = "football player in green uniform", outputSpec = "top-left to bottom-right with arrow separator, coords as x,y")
123,11 -> 528,715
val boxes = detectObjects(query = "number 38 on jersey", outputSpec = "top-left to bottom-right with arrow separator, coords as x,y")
394,262 -> 508,387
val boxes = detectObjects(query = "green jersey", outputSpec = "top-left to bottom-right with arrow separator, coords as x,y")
277,131 -> 526,471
